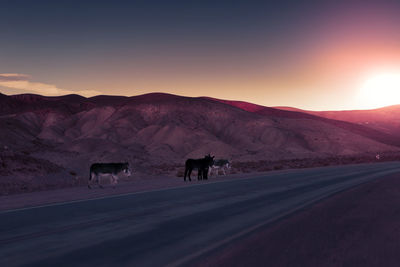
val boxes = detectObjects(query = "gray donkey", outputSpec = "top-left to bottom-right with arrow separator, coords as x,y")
88,162 -> 131,189
208,159 -> 231,176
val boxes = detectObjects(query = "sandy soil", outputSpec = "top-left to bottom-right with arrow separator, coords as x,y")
197,173 -> 400,267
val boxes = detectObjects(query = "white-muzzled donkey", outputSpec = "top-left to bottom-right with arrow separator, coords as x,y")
88,162 -> 131,189
208,159 -> 231,177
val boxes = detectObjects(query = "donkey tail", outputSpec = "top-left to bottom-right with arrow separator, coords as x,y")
88,169 -> 92,189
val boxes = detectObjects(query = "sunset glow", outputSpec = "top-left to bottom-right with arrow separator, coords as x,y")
359,72 -> 400,109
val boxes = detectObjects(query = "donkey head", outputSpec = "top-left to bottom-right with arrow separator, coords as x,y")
204,154 -> 215,167
123,162 -> 132,176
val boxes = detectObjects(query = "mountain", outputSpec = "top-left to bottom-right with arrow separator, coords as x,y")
1,92 -> 399,194
275,105 -> 400,137
215,99 -> 400,147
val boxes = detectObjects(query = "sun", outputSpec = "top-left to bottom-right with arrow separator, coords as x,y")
359,72 -> 400,109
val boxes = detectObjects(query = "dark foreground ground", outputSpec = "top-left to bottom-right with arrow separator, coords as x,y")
198,173 -> 400,267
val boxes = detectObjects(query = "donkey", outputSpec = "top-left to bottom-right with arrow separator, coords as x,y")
208,159 -> 231,177
88,162 -> 131,189
184,154 -> 214,181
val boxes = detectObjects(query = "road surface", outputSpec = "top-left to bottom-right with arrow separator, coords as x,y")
1,162 -> 400,266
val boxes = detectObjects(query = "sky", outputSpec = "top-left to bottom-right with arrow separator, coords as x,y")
1,0 -> 400,110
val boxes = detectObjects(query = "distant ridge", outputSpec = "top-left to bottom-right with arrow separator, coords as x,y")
2,92 -> 400,148
274,104 -> 400,137
1,91 -> 399,153
208,97 -> 400,147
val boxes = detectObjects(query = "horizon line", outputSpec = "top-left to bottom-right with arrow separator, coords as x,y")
1,90 -> 399,112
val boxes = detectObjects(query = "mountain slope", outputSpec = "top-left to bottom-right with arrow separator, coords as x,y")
275,105 -> 400,137
214,98 -> 400,147
1,92 -> 399,191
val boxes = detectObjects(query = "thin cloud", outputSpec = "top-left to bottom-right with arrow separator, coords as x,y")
0,73 -> 31,82
0,73 -> 101,97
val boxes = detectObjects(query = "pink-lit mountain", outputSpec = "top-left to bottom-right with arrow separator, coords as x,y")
275,105 -> 400,137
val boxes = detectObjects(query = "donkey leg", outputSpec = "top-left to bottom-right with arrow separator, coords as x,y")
184,168 -> 188,181
203,168 -> 208,180
111,174 -> 117,189
115,175 -> 119,187
88,172 -> 93,189
188,169 -> 192,181
97,174 -> 103,189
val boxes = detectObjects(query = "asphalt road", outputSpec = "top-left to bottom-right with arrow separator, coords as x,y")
1,162 -> 400,267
